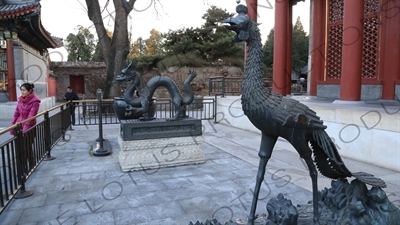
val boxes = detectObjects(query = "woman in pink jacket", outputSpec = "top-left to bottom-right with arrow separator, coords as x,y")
11,83 -> 41,135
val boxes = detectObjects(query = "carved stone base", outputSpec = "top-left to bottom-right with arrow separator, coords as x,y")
118,135 -> 205,171
119,118 -> 202,141
117,117 -> 205,171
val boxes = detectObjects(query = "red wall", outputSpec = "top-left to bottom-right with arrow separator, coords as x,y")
47,70 -> 57,97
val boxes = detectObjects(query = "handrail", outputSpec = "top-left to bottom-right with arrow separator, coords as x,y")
0,103 -> 70,213
1,96 -> 218,214
0,103 -> 69,135
208,76 -> 243,97
208,76 -> 226,97
208,77 -> 306,96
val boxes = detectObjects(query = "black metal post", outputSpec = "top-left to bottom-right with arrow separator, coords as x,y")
43,112 -> 55,161
208,78 -> 212,96
93,89 -> 111,156
68,100 -> 73,130
214,95 -> 218,124
221,76 -> 225,97
60,105 -> 66,141
14,123 -> 33,199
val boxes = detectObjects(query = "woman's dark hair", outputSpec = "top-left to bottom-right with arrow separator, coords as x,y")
21,83 -> 35,92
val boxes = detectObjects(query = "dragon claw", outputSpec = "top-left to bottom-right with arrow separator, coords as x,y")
188,69 -> 197,77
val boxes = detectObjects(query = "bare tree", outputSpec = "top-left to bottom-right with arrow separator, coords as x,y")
84,0 -> 136,98
84,0 -> 209,98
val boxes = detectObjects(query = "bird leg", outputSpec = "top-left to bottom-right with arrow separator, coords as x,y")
303,153 -> 320,225
247,134 -> 277,225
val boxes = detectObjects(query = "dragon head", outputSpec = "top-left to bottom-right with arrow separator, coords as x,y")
116,61 -> 138,82
223,4 -> 252,42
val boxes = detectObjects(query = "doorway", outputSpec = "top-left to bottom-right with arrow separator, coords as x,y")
69,75 -> 84,94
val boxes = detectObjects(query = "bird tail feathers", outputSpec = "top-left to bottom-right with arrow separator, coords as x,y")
312,129 -> 352,178
352,172 -> 386,188
312,130 -> 386,188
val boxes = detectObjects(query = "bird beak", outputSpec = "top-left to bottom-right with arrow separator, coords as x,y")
222,15 -> 248,32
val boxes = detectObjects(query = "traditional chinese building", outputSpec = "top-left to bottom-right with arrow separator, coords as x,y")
0,0 -> 62,109
247,0 -> 400,101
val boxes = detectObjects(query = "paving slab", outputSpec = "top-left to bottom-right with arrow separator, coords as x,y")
0,121 -> 399,225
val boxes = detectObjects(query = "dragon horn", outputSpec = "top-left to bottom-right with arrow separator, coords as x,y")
125,60 -> 137,69
130,60 -> 137,69
127,61 -> 133,68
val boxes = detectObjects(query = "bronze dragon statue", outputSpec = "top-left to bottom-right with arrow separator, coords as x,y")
115,61 -> 197,120
223,5 -> 386,225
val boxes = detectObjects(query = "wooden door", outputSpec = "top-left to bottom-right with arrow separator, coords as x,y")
69,75 -> 84,94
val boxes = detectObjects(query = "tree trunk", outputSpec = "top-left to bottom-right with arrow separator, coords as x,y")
85,0 -> 135,98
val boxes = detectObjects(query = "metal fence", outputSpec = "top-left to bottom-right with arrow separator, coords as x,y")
0,104 -> 70,213
72,96 -> 217,126
208,76 -> 243,97
76,99 -> 119,126
208,76 -> 306,96
291,79 -> 307,95
0,96 -> 217,213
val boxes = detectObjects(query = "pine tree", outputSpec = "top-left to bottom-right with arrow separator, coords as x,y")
65,25 -> 96,62
292,16 -> 309,74
262,17 -> 309,75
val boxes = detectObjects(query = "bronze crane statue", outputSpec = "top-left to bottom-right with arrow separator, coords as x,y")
222,4 -> 386,225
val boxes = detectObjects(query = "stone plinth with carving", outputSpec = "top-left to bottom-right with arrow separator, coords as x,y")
118,118 -> 205,171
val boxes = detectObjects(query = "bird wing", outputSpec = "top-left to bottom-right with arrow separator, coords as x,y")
268,93 -> 326,130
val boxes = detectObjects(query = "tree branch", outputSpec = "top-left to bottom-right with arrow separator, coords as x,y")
127,0 -> 136,8
85,0 -> 111,65
122,0 -> 136,14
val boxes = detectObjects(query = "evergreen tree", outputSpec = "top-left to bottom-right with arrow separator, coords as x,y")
292,16 -> 309,73
262,17 -> 309,75
65,25 -> 96,62
161,27 -> 202,57
263,28 -> 274,68
200,6 -> 244,61
92,29 -> 112,62
92,42 -> 103,62
161,6 -> 243,63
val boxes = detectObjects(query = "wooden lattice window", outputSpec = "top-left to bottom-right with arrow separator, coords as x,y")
326,24 -> 343,79
328,0 -> 344,22
326,0 -> 380,80
362,0 -> 380,79
326,0 -> 344,80
364,0 -> 380,14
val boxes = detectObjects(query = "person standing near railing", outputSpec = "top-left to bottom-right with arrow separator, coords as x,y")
10,83 -> 41,169
10,83 -> 41,134
63,86 -> 79,125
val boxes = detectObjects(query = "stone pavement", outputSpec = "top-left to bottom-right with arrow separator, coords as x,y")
0,121 -> 399,225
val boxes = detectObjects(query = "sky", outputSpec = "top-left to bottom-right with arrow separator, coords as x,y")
40,0 -> 310,61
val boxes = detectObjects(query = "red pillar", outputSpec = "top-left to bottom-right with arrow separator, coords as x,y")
245,0 -> 258,63
246,0 -> 258,22
6,40 -> 16,101
339,0 -> 364,101
309,0 -> 326,96
286,4 -> 293,95
380,0 -> 400,100
273,0 -> 289,95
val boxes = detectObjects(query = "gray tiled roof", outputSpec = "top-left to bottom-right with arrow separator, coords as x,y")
0,0 -> 62,49
0,0 -> 39,17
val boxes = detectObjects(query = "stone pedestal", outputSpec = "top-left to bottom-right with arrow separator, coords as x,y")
118,118 -> 205,171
